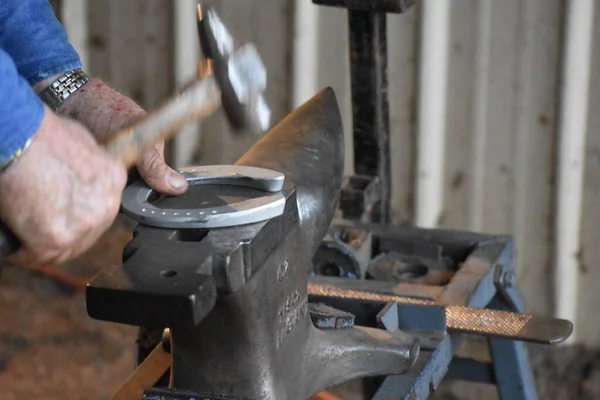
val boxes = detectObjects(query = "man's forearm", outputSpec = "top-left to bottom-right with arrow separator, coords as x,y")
35,75 -> 146,144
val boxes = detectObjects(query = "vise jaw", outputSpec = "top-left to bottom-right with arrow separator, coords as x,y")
86,88 -> 420,399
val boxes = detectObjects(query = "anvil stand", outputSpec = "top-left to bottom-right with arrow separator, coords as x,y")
308,0 -> 541,398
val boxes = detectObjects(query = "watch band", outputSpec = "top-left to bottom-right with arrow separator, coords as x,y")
38,68 -> 91,111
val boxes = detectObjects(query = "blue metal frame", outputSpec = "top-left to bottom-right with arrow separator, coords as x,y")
317,222 -> 541,400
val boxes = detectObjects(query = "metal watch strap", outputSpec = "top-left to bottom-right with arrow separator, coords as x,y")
38,68 -> 91,111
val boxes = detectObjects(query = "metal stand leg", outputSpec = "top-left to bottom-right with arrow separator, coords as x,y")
488,280 -> 538,400
488,337 -> 538,400
445,274 -> 541,399
348,10 -> 391,224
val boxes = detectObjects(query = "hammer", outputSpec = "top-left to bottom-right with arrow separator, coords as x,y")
0,4 -> 270,260
197,4 -> 270,134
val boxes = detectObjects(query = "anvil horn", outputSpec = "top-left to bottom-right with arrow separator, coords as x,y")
236,87 -> 346,258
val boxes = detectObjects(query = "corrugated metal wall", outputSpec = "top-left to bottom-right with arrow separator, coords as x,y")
56,0 -> 599,346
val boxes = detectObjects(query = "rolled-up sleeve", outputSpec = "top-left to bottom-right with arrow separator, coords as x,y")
0,49 -> 45,164
0,0 -> 81,164
0,0 -> 82,85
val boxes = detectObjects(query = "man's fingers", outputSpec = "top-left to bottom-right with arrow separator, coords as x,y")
137,142 -> 188,196
6,216 -> 114,267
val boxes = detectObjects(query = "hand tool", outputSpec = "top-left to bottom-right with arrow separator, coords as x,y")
197,4 -> 270,134
0,4 -> 270,261
309,276 -> 572,344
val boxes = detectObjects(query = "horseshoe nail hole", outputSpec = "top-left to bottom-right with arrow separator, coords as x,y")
396,263 -> 429,279
160,270 -> 177,278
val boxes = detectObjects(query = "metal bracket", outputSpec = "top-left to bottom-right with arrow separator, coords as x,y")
493,263 -> 526,313
121,165 -> 286,229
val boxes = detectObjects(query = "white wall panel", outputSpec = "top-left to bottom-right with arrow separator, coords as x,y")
314,6 -> 354,176
510,0 -> 563,319
579,0 -> 600,346
555,0 -> 595,344
61,0 -> 88,69
415,0 -> 450,228
197,0 -> 294,166
173,0 -> 202,168
387,8 -> 420,224
440,0 -> 562,318
473,0 -> 520,234
442,0 -> 478,230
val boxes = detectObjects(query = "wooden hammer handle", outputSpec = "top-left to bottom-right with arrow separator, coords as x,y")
105,75 -> 221,167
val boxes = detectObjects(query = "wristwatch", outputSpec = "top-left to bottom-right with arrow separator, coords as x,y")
38,68 -> 91,111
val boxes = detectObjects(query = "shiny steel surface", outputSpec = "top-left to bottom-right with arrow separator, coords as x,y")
176,165 -> 284,191
121,165 -> 286,229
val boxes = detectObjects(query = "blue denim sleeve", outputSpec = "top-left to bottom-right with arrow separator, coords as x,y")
0,0 -> 82,85
0,49 -> 45,164
0,0 -> 81,165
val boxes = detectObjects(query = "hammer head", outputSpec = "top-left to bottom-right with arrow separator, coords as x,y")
197,4 -> 271,134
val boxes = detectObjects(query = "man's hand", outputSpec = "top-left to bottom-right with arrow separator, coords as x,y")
0,106 -> 127,266
35,76 -> 189,195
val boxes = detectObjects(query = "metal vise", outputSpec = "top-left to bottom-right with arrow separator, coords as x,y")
86,89 -> 420,399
